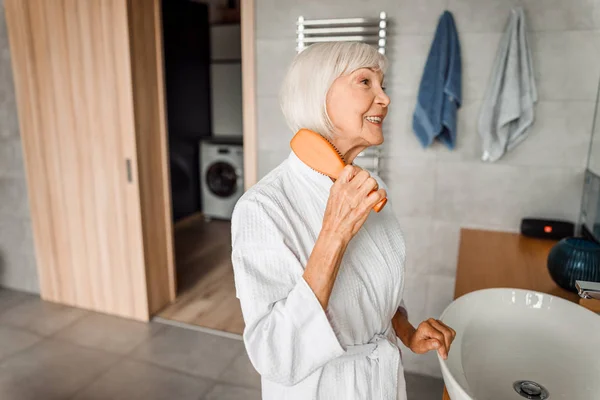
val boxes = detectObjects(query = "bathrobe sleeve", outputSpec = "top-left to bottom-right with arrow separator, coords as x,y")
230,195 -> 345,386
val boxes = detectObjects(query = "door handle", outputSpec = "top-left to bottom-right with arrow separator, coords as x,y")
126,159 -> 133,183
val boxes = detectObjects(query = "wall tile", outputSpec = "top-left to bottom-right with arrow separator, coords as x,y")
255,0 -> 303,40
438,100 -> 595,169
395,217 -> 433,279
428,220 -> 460,277
448,0 -> 519,33
0,98 -> 18,140
0,176 -> 30,218
257,150 -> 288,180
402,269 -> 429,327
498,100 -> 594,168
595,1 -> 600,29
256,96 -> 292,153
256,39 -> 296,97
434,162 -> 584,230
393,0 -> 449,35
256,0 -> 385,40
387,35 -> 433,100
435,99 -> 482,162
522,0 -> 595,31
398,344 -> 425,375
417,350 -> 443,378
460,33 -> 503,101
0,248 -> 39,294
532,31 -> 600,101
0,139 -> 15,178
0,138 -> 25,178
384,156 -> 436,218
0,215 -> 33,258
425,275 -> 456,320
381,99 -> 435,160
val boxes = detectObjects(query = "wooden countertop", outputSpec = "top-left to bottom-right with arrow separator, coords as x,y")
454,228 -> 580,303
441,228 -> 581,399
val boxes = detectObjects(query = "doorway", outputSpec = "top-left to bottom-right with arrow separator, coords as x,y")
154,0 -> 256,336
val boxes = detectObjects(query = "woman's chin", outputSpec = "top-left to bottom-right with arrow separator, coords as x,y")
368,131 -> 384,146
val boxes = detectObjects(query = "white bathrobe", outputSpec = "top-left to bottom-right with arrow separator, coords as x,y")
231,150 -> 408,400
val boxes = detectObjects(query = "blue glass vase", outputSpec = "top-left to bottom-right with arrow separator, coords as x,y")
547,237 -> 600,292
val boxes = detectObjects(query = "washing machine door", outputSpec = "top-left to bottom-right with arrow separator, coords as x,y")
205,161 -> 238,198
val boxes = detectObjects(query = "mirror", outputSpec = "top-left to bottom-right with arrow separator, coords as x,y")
580,81 -> 600,240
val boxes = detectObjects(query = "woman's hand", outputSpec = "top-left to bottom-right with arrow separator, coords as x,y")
406,318 -> 456,360
393,311 -> 457,360
303,165 -> 386,309
321,165 -> 387,243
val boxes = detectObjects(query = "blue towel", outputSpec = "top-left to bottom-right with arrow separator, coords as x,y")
412,11 -> 462,149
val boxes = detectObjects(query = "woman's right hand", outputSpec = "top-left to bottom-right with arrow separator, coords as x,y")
321,165 -> 387,243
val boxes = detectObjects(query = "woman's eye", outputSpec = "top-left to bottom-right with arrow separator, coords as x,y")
381,86 -> 387,91
361,79 -> 369,85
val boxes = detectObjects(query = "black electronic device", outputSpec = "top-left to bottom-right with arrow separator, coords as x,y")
520,218 -> 575,240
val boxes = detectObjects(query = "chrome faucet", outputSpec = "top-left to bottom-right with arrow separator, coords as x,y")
575,281 -> 600,301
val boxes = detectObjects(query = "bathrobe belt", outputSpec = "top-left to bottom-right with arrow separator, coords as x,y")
332,333 -> 400,400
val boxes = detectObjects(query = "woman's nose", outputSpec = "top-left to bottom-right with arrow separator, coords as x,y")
376,89 -> 390,107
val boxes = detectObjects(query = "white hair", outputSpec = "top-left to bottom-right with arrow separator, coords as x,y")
279,42 -> 388,139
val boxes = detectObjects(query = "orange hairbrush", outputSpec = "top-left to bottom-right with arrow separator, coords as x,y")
290,129 -> 387,213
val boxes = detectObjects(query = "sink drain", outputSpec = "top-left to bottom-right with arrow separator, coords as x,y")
513,380 -> 549,399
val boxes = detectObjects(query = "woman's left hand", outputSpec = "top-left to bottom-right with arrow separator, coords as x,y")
407,318 -> 456,360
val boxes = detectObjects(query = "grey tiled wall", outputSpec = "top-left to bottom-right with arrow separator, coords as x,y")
255,0 -> 600,376
0,1 -> 38,293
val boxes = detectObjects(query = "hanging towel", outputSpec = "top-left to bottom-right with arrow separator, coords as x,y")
412,11 -> 462,149
478,7 -> 537,162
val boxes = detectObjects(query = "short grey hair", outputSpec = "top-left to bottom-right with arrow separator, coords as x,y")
279,42 -> 388,139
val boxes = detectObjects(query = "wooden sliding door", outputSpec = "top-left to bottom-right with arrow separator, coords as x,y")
6,0 -> 153,320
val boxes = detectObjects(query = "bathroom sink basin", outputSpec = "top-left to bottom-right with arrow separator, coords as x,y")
438,288 -> 600,400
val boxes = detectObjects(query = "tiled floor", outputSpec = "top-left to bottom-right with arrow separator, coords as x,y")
0,288 -> 444,400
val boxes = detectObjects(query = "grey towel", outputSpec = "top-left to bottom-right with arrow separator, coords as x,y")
478,7 -> 537,162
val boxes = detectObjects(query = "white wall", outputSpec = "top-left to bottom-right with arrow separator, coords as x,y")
255,0 -> 600,377
0,0 -> 39,293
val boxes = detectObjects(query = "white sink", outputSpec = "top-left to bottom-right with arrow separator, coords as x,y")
438,288 -> 600,400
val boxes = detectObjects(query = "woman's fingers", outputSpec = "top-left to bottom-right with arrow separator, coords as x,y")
424,321 -> 446,346
350,169 -> 371,190
364,188 -> 386,209
429,319 -> 454,354
425,339 -> 441,352
337,164 -> 359,183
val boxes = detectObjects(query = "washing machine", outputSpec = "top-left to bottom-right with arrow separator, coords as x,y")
200,137 -> 244,220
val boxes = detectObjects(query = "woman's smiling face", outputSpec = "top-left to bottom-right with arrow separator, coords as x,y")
325,67 -> 390,160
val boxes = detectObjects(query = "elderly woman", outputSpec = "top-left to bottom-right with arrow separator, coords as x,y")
231,42 -> 456,400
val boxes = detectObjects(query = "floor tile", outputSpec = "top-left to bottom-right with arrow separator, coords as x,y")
0,289 -> 35,314
72,359 -> 214,400
0,326 -> 42,361
0,339 -> 118,400
203,384 -> 261,400
0,380 -> 46,400
0,298 -> 87,336
131,326 -> 244,380
405,372 -> 445,400
56,313 -> 164,354
218,350 -> 261,389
